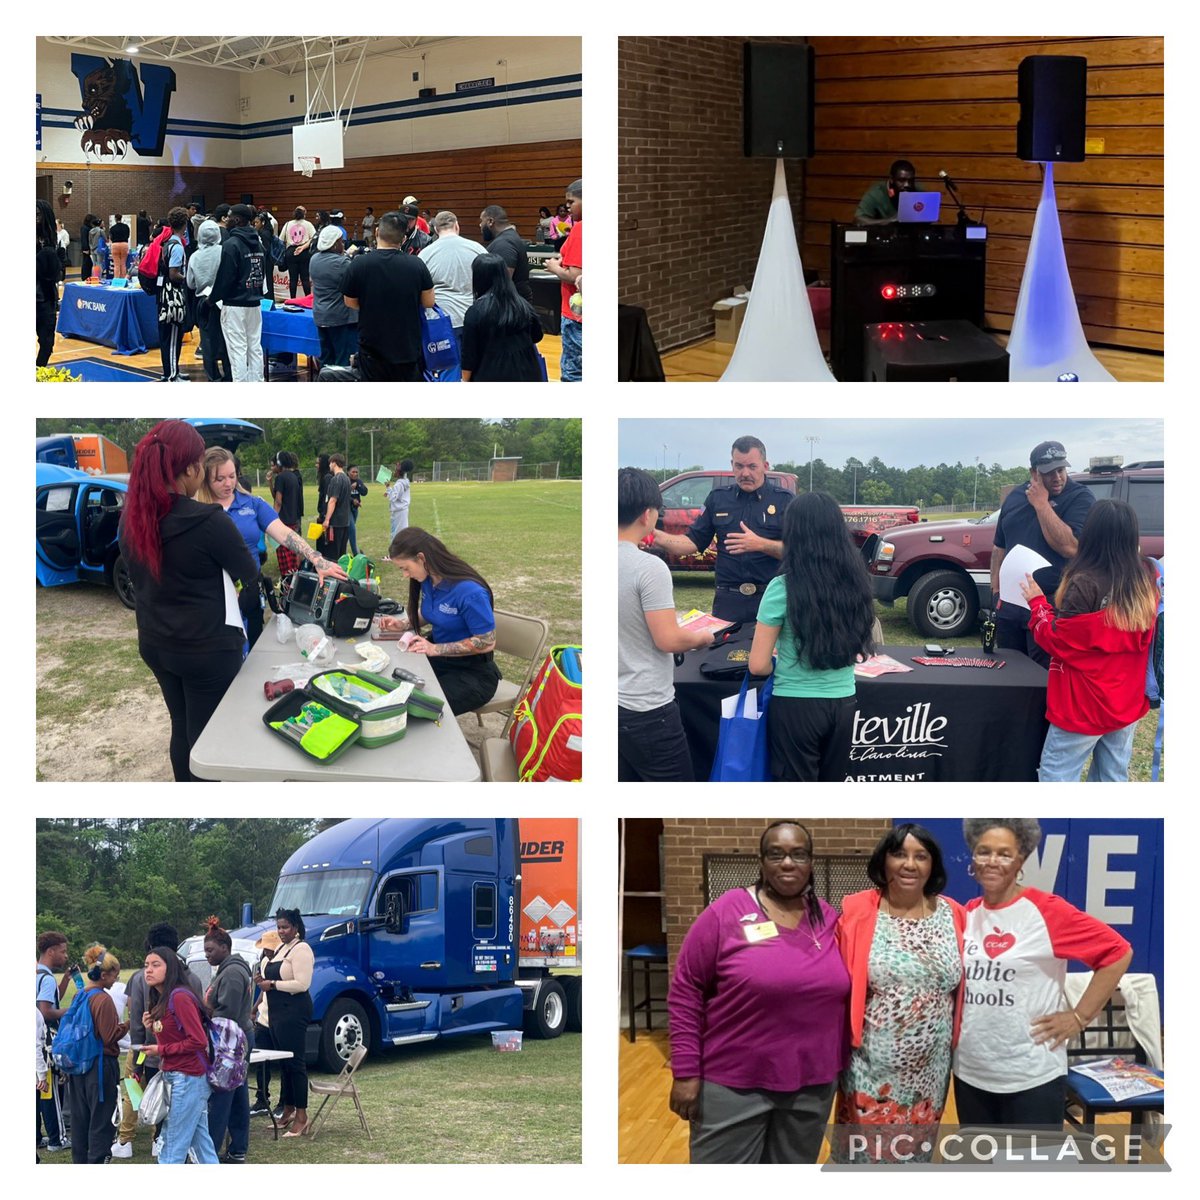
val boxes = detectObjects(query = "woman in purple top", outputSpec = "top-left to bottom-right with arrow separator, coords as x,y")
667,821 -> 851,1163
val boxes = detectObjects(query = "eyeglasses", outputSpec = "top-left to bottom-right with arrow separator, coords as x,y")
972,850 -> 1018,864
763,850 -> 812,864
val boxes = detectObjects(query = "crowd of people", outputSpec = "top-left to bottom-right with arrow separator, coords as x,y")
117,421 -> 501,780
35,179 -> 582,382
667,818 -> 1135,1163
36,908 -> 314,1163
617,435 -> 1162,783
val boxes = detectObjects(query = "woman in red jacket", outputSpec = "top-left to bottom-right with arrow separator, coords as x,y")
834,824 -> 965,1162
141,946 -> 219,1164
1019,499 -> 1159,782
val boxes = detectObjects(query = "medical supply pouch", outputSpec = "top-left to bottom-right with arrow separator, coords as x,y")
308,670 -> 409,747
509,645 -> 583,782
263,693 -> 361,762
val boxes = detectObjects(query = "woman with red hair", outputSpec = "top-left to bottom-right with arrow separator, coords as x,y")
118,420 -> 259,781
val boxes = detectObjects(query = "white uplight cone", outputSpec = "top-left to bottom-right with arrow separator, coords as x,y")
1006,162 -> 1115,382
721,159 -> 836,382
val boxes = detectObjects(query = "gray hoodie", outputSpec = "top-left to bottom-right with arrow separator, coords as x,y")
186,219 -> 223,294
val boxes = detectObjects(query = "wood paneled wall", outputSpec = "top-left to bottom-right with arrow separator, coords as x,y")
222,139 -> 581,242
806,35 -> 1164,353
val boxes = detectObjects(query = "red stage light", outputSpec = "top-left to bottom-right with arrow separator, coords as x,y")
881,284 -> 897,300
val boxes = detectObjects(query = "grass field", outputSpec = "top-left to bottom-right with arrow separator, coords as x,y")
35,479 -> 581,781
666,507 -> 1163,782
40,1030 -> 582,1165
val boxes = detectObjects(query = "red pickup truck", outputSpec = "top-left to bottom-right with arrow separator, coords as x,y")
655,470 -> 920,569
866,460 -> 1164,639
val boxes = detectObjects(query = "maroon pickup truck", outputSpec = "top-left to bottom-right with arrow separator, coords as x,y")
655,470 -> 919,569
866,460 -> 1164,639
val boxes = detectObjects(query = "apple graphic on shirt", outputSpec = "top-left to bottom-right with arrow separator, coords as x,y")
983,927 -> 1016,958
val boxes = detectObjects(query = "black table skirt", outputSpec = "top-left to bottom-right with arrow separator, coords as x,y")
675,642 -> 1048,782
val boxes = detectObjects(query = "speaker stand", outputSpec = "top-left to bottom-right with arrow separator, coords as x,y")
720,159 -> 835,383
1006,162 -> 1115,382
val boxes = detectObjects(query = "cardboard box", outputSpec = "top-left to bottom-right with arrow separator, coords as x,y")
712,287 -> 749,345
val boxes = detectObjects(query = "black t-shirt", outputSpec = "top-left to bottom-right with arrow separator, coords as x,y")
994,477 -> 1095,622
136,216 -> 151,243
110,222 -> 130,242
342,249 -> 433,364
489,227 -> 532,301
272,469 -> 302,527
326,471 -> 352,527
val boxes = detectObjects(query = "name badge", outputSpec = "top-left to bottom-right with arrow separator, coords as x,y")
743,921 -> 779,943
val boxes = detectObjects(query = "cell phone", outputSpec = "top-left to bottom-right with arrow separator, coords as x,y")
924,644 -> 947,656
391,666 -> 427,687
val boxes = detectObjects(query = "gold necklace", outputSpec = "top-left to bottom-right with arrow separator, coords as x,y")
756,887 -> 822,949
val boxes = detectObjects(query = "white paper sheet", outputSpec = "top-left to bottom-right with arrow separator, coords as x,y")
222,569 -> 243,630
999,543 -> 1053,608
721,688 -> 761,719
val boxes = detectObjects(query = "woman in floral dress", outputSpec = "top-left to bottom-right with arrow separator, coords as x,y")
834,824 -> 966,1162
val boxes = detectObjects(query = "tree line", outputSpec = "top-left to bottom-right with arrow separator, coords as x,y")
35,819 -> 343,964
35,418 -> 583,480
646,455 -> 1031,510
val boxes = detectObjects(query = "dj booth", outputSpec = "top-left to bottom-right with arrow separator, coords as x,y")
829,222 -> 1005,381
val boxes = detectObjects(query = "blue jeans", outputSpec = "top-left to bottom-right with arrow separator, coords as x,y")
560,316 -> 582,381
1038,720 -> 1139,782
160,1071 -> 219,1164
207,1080 -> 250,1157
317,321 -> 358,368
348,512 -> 359,555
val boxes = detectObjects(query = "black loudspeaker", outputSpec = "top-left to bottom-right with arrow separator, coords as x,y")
240,193 -> 255,206
743,42 -> 814,159
1017,56 -> 1087,162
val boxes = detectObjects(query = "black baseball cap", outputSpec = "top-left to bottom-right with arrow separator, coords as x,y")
1030,441 -> 1071,472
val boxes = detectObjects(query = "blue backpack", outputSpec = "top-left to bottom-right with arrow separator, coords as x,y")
421,305 -> 462,381
51,989 -> 103,1076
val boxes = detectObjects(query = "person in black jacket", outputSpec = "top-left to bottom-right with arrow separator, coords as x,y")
460,253 -> 545,382
118,420 -> 258,781
211,203 -> 266,382
36,200 -> 61,368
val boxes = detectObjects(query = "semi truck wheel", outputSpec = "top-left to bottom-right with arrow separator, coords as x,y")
907,569 -> 977,639
317,997 -> 371,1071
561,976 -> 582,1032
525,978 -> 566,1039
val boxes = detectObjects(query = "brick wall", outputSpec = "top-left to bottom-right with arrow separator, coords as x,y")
36,165 -> 227,257
662,817 -> 891,967
618,37 -> 810,351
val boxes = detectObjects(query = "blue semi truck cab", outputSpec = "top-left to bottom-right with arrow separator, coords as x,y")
188,818 -> 577,1070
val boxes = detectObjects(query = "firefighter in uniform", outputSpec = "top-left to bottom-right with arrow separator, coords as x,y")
647,436 -> 792,623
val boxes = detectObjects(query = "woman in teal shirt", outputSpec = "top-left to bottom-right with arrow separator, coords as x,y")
748,492 -> 876,781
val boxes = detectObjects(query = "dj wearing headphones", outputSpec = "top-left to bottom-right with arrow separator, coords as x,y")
855,159 -> 918,226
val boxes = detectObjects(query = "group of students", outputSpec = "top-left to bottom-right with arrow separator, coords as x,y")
35,910 -> 314,1164
117,421 -> 503,780
617,452 -> 1163,784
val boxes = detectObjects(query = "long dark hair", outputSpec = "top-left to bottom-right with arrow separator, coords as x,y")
471,253 -> 535,335
37,200 -> 57,248
387,527 -> 493,636
123,420 -> 206,581
1055,499 -> 1157,633
274,907 -> 306,940
779,492 -> 875,670
754,821 -> 822,930
146,945 -> 196,1021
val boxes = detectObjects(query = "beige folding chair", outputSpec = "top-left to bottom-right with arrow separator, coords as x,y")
474,609 -> 550,736
307,1043 -> 371,1140
480,737 -> 520,782
870,616 -> 884,648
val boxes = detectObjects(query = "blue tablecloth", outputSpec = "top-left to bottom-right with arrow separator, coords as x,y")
56,283 -> 159,355
261,307 -> 321,359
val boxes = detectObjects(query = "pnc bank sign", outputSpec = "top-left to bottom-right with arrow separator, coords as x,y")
77,298 -> 108,312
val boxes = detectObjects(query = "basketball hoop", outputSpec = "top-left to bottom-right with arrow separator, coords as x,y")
298,155 -> 319,178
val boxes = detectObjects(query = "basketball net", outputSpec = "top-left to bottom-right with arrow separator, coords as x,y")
299,156 -> 319,178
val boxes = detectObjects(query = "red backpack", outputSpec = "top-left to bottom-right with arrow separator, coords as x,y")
137,226 -> 173,290
509,646 -> 582,782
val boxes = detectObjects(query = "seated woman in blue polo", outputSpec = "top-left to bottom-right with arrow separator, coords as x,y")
377,527 -> 502,714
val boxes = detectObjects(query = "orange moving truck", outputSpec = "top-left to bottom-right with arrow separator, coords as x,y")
518,817 -> 582,1034
70,434 -> 128,475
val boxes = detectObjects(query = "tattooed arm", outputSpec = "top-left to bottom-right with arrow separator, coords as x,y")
408,630 -> 496,657
266,519 -> 349,580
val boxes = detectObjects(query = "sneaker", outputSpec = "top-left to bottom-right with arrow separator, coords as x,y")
220,1152 -> 246,1164
151,1136 -> 163,1159
272,1104 -> 285,1120
110,1140 -> 133,1159
45,1140 -> 70,1153
249,1100 -> 271,1117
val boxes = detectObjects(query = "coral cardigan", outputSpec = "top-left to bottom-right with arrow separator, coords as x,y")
837,888 -> 967,1049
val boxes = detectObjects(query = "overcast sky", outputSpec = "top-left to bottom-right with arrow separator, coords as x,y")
618,418 -> 1164,473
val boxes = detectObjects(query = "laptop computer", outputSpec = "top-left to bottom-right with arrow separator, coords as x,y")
897,191 -> 942,223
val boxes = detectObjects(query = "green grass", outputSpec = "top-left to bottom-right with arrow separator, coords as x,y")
35,479 -> 581,780
668,577 -> 1162,782
40,1031 -> 582,1164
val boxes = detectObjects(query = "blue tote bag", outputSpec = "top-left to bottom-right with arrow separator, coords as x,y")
421,305 -> 462,381
709,672 -> 774,782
